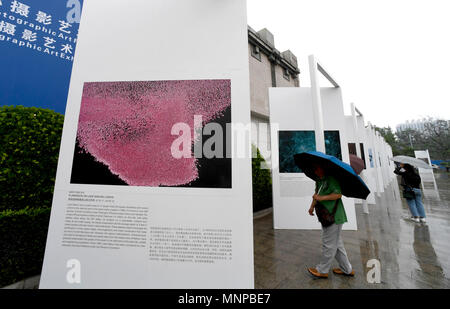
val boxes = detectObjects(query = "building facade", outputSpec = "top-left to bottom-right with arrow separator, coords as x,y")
247,27 -> 300,162
396,118 -> 450,135
396,119 -> 427,133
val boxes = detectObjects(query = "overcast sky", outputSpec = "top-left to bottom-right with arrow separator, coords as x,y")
247,0 -> 450,130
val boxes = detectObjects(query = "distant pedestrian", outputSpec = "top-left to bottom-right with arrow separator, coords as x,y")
307,165 -> 355,279
394,163 -> 426,223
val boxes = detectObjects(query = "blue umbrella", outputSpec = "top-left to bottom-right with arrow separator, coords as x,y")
293,151 -> 370,199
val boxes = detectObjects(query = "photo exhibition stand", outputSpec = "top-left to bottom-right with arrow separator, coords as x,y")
366,122 -> 385,196
414,150 -> 440,199
378,131 -> 394,188
377,133 -> 389,188
40,0 -> 254,289
269,55 -> 357,230
345,104 -> 374,212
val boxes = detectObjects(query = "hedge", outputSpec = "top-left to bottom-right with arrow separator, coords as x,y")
252,145 -> 273,212
0,105 -> 64,212
0,207 -> 51,287
0,106 -> 62,287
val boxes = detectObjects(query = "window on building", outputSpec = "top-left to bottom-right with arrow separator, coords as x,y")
283,68 -> 290,81
251,44 -> 261,61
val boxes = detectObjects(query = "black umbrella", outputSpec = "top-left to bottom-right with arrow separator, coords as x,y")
294,151 -> 370,199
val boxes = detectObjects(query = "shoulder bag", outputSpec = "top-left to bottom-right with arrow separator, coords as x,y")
314,182 -> 340,227
315,199 -> 340,228
402,185 -> 415,199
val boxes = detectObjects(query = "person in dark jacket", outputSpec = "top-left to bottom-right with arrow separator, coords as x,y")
394,163 -> 426,223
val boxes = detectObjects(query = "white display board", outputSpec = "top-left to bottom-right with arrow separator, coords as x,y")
269,87 -> 357,230
40,0 -> 254,289
384,141 -> 393,183
344,115 -> 376,205
369,126 -> 385,194
415,150 -> 439,198
389,145 -> 396,180
356,116 -> 376,205
414,150 -> 432,168
377,134 -> 389,188
363,126 -> 377,196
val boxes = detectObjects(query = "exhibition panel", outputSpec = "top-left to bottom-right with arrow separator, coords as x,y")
388,145 -> 396,181
40,0 -> 254,289
367,124 -> 385,195
320,88 -> 357,230
376,133 -> 387,188
269,87 -> 357,230
269,88 -> 318,230
378,133 -> 391,188
345,110 -> 375,206
356,114 -> 376,205
414,150 -> 439,199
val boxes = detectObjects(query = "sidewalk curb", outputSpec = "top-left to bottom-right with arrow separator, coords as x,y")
1,275 -> 40,289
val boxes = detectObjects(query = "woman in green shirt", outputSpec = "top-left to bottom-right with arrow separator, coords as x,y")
307,164 -> 355,278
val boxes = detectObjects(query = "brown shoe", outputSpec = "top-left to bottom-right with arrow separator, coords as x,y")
332,268 -> 355,276
307,267 -> 328,278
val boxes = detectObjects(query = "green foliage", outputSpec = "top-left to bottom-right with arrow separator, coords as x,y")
0,207 -> 51,287
0,106 -> 62,286
374,126 -> 396,146
252,145 -> 273,212
419,119 -> 450,159
394,129 -> 420,157
0,106 -> 64,211
374,126 -> 403,156
375,119 -> 450,159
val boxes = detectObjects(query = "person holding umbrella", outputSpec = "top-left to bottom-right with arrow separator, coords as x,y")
307,164 -> 354,278
391,155 -> 431,223
294,151 -> 371,279
394,162 -> 426,223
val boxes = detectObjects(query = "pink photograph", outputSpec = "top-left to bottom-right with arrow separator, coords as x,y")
70,80 -> 232,188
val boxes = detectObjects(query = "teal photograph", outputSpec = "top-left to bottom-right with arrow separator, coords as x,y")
324,130 -> 342,161
278,130 -> 316,173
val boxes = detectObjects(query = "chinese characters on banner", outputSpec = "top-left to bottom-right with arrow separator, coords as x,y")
0,0 -> 78,61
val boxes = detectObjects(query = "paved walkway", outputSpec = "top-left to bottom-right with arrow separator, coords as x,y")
253,171 -> 450,289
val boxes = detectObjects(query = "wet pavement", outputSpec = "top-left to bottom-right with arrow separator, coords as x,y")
253,170 -> 450,289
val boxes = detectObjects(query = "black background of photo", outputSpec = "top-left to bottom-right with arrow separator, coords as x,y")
70,106 -> 232,188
